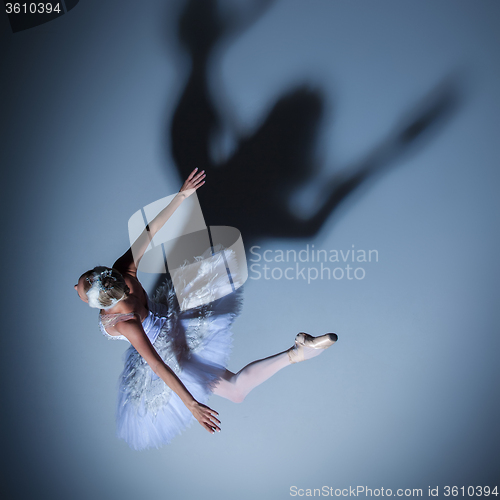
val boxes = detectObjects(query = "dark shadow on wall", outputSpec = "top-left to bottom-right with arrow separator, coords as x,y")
166,0 -> 465,249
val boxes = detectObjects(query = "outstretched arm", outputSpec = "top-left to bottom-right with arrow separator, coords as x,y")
115,317 -> 220,434
113,168 -> 206,277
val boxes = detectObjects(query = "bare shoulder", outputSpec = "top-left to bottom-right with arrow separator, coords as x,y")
114,319 -> 164,372
101,314 -> 137,336
114,316 -> 144,339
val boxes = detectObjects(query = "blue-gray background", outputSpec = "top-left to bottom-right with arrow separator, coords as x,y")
1,1 -> 499,499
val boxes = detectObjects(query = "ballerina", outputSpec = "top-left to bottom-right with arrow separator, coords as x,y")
74,168 -> 338,450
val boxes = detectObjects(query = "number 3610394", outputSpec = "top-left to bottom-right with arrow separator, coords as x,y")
5,3 -> 62,14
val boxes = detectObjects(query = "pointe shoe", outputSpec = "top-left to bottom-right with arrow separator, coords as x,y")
288,332 -> 338,364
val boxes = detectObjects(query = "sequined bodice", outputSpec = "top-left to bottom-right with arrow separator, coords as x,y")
99,297 -> 169,345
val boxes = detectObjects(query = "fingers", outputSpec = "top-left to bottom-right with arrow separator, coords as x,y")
204,409 -> 221,432
192,177 -> 205,189
204,422 -> 220,434
201,403 -> 218,417
199,404 -> 221,434
186,168 -> 198,181
187,168 -> 205,181
192,170 -> 205,184
182,169 -> 206,191
208,418 -> 221,433
210,414 -> 221,425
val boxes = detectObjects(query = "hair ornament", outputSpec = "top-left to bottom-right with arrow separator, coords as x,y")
86,268 -> 126,310
86,269 -> 117,292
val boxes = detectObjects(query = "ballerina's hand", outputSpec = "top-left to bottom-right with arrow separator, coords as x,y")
188,400 -> 221,434
179,168 -> 206,196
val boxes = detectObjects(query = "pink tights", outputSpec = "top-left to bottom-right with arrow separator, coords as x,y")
212,343 -> 325,403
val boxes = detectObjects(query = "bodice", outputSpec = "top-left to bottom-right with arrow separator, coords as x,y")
99,297 -> 169,345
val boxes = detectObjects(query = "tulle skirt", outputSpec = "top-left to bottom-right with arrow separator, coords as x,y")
114,257 -> 243,450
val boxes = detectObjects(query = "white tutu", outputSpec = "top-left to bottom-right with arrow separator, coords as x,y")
99,250 -> 243,450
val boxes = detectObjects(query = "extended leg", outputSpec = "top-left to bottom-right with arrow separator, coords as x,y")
212,350 -> 291,403
212,333 -> 337,403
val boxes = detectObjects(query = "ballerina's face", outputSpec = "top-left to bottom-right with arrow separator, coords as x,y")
74,277 -> 89,303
